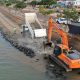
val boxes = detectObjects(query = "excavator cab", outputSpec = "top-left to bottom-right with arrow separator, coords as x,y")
52,45 -> 80,71
54,45 -> 62,56
54,45 -> 80,60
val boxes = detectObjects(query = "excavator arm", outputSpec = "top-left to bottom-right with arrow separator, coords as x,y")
48,17 -> 53,42
48,17 -> 69,47
55,29 -> 68,47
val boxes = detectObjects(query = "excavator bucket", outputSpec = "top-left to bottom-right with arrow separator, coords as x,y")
43,41 -> 55,51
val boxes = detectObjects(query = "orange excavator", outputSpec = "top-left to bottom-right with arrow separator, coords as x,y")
47,17 -> 80,71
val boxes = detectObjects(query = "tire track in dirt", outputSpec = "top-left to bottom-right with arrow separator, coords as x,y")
0,7 -> 24,25
0,12 -> 20,34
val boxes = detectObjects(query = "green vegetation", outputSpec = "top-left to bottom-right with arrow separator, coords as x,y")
39,5 -> 54,15
0,0 -> 18,5
0,0 -> 27,8
5,1 -> 12,6
63,8 -> 79,21
14,1 -> 26,9
0,0 -> 57,9
39,0 -> 57,5
0,0 -> 5,5
30,1 -> 38,5
30,0 -> 57,5
57,14 -> 63,18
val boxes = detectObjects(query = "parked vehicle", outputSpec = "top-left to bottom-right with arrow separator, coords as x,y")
57,18 -> 71,24
57,18 -> 67,24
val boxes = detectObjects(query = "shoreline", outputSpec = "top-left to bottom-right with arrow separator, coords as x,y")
0,27 -> 48,73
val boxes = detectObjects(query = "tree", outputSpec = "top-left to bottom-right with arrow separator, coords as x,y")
22,0 -> 26,1
70,9 -> 79,21
0,0 -> 18,6
38,0 -> 57,5
49,0 -> 57,5
0,0 -> 5,5
39,5 -> 54,15
5,1 -> 12,6
30,1 -> 37,5
15,1 -> 26,9
63,8 -> 71,20
6,2 -> 11,6
63,8 -> 79,22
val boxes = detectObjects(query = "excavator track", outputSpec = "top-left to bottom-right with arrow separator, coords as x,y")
49,54 -> 72,72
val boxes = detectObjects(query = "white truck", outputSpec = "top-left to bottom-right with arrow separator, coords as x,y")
21,13 -> 47,38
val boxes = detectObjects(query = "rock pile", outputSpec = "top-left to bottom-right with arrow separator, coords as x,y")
0,30 -> 35,58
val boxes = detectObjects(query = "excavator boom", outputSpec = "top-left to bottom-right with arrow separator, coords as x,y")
48,17 -> 68,47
